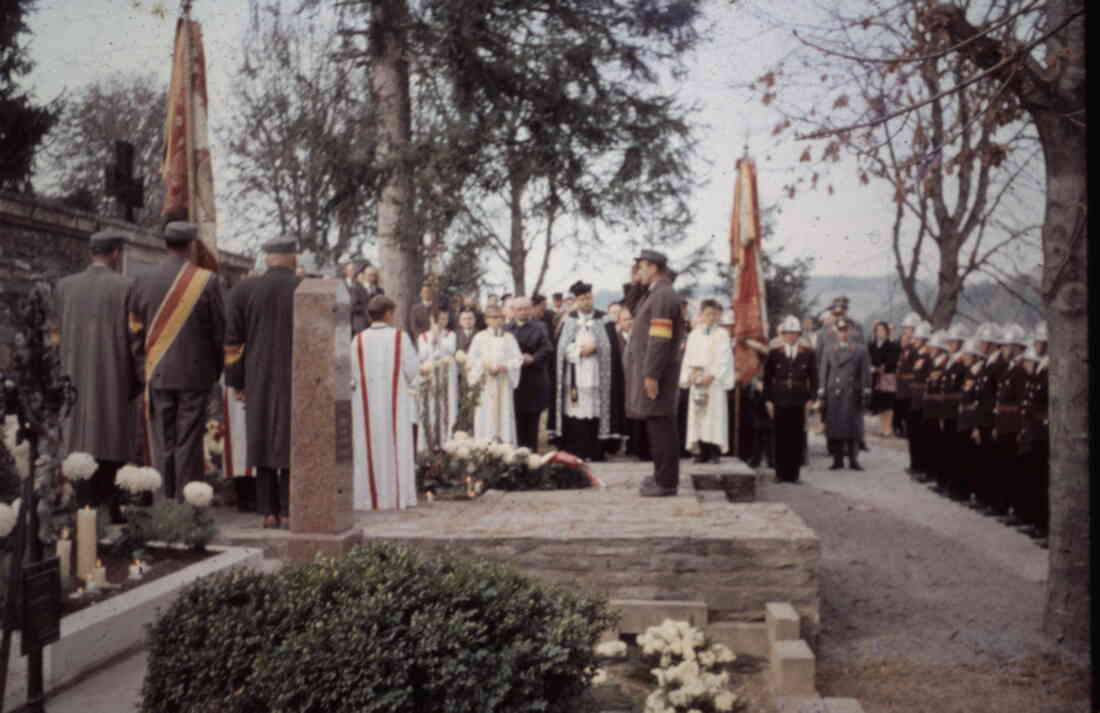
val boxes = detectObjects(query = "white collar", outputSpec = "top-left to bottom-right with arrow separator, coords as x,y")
369,323 -> 389,329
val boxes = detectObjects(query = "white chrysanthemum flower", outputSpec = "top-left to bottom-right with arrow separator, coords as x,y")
183,481 -> 214,507
139,467 -> 163,492
512,446 -> 531,463
453,431 -> 470,441
710,643 -> 735,663
117,465 -> 162,494
526,454 -> 542,470
0,503 -> 16,538
591,668 -> 609,685
62,452 -> 98,481
595,640 -> 627,658
714,691 -> 738,711
698,650 -> 715,668
455,446 -> 471,459
454,350 -> 467,364
4,416 -> 30,479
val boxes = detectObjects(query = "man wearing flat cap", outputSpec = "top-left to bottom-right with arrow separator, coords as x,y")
54,228 -> 139,521
625,250 -> 686,496
127,221 -> 226,502
224,237 -> 302,528
553,280 -> 614,461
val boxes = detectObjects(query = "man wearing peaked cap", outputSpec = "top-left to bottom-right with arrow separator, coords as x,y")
817,316 -> 871,470
128,220 -> 225,501
763,315 -> 817,483
902,321 -> 933,478
54,228 -> 138,522
224,236 -> 301,528
626,248 -> 685,496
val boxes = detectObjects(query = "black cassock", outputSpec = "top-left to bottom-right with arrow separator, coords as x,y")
604,321 -> 626,454
506,320 -> 552,450
225,266 -> 300,515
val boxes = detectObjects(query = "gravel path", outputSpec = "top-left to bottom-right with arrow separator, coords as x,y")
756,426 -> 1089,712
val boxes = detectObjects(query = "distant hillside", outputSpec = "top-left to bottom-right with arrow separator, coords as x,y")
595,273 -> 1043,329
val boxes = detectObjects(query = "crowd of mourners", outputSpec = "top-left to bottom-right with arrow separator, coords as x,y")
48,226 -> 1049,542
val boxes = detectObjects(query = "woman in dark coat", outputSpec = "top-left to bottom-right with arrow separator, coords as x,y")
867,321 -> 901,437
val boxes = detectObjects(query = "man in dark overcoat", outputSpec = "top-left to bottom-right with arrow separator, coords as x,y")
128,222 -> 225,501
343,262 -> 370,335
625,250 -> 685,496
55,229 -> 139,520
816,317 -> 870,470
224,237 -> 301,528
763,315 -> 817,483
506,296 -> 553,451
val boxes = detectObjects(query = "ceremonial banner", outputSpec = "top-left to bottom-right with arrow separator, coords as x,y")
729,157 -> 768,385
162,14 -> 218,271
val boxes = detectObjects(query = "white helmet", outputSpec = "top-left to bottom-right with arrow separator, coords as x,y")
946,323 -> 970,341
779,315 -> 802,333
1033,320 -> 1048,342
902,312 -> 922,328
961,338 -> 985,358
928,330 -> 949,351
1000,323 -> 1028,346
974,322 -> 999,343
913,321 -> 933,339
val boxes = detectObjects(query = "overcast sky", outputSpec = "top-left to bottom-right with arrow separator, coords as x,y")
24,0 -> 1038,298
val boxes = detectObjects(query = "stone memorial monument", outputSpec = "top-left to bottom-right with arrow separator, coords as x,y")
286,279 -> 363,561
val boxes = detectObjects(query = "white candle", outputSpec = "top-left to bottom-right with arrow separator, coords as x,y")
76,506 -> 97,580
55,536 -> 72,587
92,559 -> 107,588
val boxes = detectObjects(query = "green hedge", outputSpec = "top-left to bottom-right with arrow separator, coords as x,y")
142,541 -> 616,713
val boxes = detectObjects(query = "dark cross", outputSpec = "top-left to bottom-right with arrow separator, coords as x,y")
104,140 -> 145,223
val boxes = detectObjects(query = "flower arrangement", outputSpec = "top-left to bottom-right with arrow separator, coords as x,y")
61,452 -> 97,481
638,620 -> 740,713
115,465 -> 163,495
182,481 -> 214,508
416,432 -> 597,496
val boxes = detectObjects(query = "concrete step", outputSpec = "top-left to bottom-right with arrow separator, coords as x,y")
771,639 -> 816,697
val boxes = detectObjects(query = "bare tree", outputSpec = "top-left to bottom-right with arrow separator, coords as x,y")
222,2 -> 379,268
738,0 -> 1087,653
38,73 -> 165,225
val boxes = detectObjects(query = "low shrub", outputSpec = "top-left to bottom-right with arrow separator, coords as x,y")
142,541 -> 616,713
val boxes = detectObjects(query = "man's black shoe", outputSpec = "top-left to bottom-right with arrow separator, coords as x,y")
829,461 -> 844,471
638,477 -> 677,497
859,440 -> 869,452
849,462 -> 863,471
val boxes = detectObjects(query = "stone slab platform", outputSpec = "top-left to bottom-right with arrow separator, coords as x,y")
353,458 -> 820,636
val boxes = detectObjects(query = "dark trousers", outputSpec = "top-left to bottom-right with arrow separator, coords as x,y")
515,411 -> 540,451
975,427 -> 996,506
646,414 -> 680,490
256,467 -> 289,517
990,432 -> 1019,514
150,389 -> 210,501
893,398 -> 909,436
234,476 -> 257,512
694,441 -> 722,462
562,415 -> 603,462
905,408 -> 925,471
677,389 -> 690,456
773,405 -> 806,482
75,459 -> 122,514
626,418 -> 651,461
827,438 -> 858,466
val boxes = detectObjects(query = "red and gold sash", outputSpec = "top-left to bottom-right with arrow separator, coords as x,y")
141,262 -> 213,464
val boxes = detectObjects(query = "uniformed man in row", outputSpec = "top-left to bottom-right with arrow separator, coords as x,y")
763,316 -> 817,483
55,229 -> 139,522
626,249 -> 685,497
894,313 -> 922,471
991,324 -> 1030,521
128,222 -> 225,502
926,324 -> 968,498
901,321 -> 932,480
1017,322 -> 1049,539
225,237 -> 301,528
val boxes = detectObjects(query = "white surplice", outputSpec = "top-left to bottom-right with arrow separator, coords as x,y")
678,325 -> 736,452
416,329 -> 459,453
351,324 -> 419,511
565,317 -> 601,419
466,328 -> 522,444
221,377 -> 251,477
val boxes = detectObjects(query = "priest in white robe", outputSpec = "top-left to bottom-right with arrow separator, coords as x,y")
416,310 -> 459,453
552,281 -> 613,461
351,295 -> 419,511
679,299 -> 735,462
467,305 -> 522,444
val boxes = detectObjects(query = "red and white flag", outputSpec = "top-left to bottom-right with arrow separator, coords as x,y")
729,156 -> 768,384
162,14 -> 218,271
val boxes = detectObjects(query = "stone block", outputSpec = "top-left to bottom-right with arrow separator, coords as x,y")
689,471 -> 756,502
285,529 -> 364,562
290,279 -> 355,535
767,601 -> 801,643
772,639 -> 816,697
824,698 -> 866,713
705,621 -> 769,657
776,697 -> 829,713
609,598 -> 708,634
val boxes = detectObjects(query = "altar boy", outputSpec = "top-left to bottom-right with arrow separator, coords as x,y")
350,296 -> 419,511
467,305 -> 522,444
679,300 -> 735,462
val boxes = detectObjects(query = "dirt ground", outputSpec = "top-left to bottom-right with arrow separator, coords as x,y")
756,425 -> 1090,713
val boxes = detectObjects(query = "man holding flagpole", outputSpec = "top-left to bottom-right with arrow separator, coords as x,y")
128,222 -> 225,501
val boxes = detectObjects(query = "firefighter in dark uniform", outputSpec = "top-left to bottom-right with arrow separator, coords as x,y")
991,324 -> 1030,521
763,315 -> 818,483
893,313 -> 922,442
920,331 -> 950,489
955,338 -> 987,504
899,320 -> 927,476
969,323 -> 1007,512
937,324 -> 969,499
1018,339 -> 1048,542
